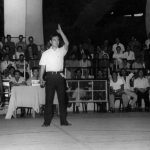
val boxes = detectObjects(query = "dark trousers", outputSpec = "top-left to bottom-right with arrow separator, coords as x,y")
136,91 -> 149,109
44,72 -> 67,125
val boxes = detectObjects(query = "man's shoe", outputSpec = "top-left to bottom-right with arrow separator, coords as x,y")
61,121 -> 72,126
41,123 -> 50,127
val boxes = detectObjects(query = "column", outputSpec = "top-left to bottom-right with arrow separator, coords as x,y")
4,0 -> 44,45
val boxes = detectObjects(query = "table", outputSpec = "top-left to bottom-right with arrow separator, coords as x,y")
5,86 -> 45,119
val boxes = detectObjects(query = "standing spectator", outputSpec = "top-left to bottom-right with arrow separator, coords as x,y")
134,69 -> 150,111
112,37 -> 125,54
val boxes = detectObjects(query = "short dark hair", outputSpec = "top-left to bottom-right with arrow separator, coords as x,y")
19,35 -> 23,38
14,70 -> 21,75
28,36 -> 33,40
32,67 -> 39,72
17,45 -> 23,50
49,33 -> 60,40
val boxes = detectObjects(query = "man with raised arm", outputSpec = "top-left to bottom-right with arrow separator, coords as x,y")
39,24 -> 71,127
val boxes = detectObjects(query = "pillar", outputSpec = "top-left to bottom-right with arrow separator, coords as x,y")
4,0 -> 44,45
146,0 -> 150,35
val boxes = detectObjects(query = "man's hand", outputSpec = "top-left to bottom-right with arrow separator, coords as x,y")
56,24 -> 62,34
40,79 -> 45,88
56,23 -> 69,51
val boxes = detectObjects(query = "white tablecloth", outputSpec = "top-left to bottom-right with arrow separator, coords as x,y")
5,86 -> 46,119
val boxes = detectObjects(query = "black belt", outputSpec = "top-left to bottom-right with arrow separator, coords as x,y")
47,71 -> 63,74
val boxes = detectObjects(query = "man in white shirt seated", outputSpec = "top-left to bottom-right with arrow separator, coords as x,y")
123,45 -> 135,66
132,58 -> 145,69
109,71 -> 128,112
134,69 -> 150,111
1,54 -> 16,73
113,46 -> 124,69
112,37 -> 125,54
10,70 -> 26,117
119,69 -> 137,111
10,70 -> 26,87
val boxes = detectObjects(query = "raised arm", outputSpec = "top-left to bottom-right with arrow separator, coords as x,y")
57,24 -> 69,51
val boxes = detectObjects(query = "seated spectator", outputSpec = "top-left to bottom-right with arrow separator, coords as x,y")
65,53 -> 80,78
132,58 -> 145,69
101,40 -> 112,54
26,36 -> 38,60
10,70 -> 26,87
15,54 -> 29,79
26,67 -> 39,86
10,70 -> 26,117
128,36 -> 141,53
8,66 -> 15,80
144,44 -> 150,69
134,69 -> 150,111
74,69 -> 82,79
97,70 -> 103,79
119,69 -> 137,110
16,35 -> 27,53
145,32 -> 150,49
2,69 -> 10,80
109,71 -> 127,112
13,46 -> 24,60
113,46 -> 124,69
96,46 -> 103,59
72,69 -> 88,113
79,53 -> 91,79
0,72 -> 3,105
121,59 -> 130,69
123,45 -> 135,65
4,35 -> 15,59
112,37 -> 125,54
0,54 -> 16,73
2,46 -> 11,59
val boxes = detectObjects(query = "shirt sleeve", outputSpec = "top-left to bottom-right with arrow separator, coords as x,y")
60,46 -> 67,56
134,79 -> 138,88
39,53 -> 46,66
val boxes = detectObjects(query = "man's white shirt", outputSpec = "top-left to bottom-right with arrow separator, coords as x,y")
39,46 -> 67,72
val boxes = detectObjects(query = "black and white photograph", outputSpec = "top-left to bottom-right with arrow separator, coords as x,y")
0,0 -> 150,150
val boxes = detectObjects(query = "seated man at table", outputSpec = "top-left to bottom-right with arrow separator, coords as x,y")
10,70 -> 26,117
26,67 -> 40,86
10,70 -> 26,87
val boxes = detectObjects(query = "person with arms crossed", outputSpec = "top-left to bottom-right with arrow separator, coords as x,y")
39,24 -> 71,127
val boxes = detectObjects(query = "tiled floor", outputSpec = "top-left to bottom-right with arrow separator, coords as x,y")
0,112 -> 150,150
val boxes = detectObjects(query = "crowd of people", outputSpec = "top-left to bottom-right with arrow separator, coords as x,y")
0,32 -> 150,113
